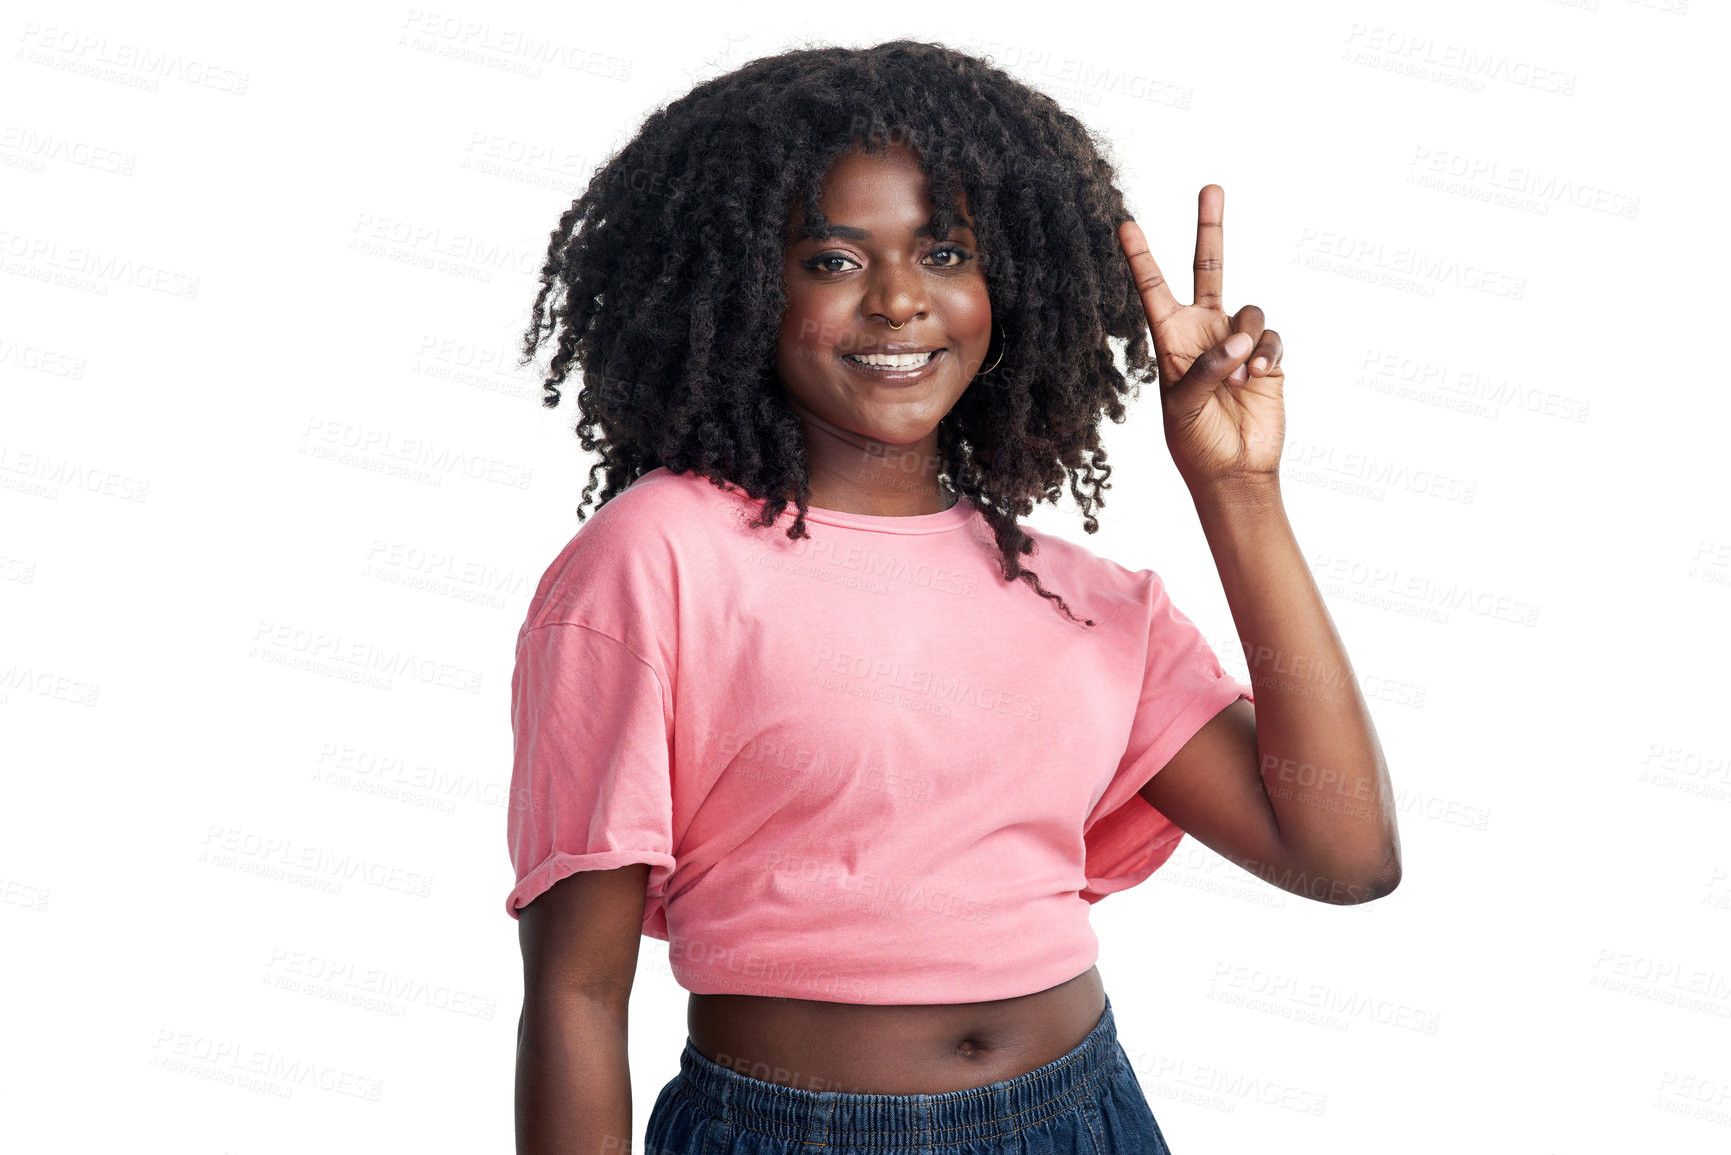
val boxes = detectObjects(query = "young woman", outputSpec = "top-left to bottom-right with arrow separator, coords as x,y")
506,40 -> 1401,1155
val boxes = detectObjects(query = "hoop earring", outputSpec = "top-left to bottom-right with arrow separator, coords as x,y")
975,320 -> 1006,378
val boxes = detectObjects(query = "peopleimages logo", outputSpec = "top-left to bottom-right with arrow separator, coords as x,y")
301,417 -> 533,489
200,825 -> 435,898
811,645 -> 1045,720
250,619 -> 485,694
667,935 -> 882,1002
1293,228 -> 1526,300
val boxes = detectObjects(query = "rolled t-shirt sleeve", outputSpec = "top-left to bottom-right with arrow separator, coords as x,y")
1081,571 -> 1254,904
504,621 -> 677,923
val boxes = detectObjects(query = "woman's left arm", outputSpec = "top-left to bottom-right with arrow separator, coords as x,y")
1163,474 -> 1402,904
1117,187 -> 1402,905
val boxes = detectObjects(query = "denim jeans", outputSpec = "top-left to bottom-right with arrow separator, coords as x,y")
642,993 -> 1173,1154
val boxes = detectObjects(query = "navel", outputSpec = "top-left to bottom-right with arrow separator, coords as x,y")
954,1037 -> 987,1059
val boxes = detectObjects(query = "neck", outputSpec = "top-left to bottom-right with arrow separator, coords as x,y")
790,407 -> 954,516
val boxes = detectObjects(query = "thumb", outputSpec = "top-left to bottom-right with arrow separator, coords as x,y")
1183,331 -> 1254,387
1164,331 -> 1254,415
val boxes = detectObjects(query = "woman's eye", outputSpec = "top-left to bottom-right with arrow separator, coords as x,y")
925,245 -> 975,268
800,252 -> 859,274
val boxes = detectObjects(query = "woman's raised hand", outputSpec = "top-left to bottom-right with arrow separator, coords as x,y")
1117,185 -> 1286,490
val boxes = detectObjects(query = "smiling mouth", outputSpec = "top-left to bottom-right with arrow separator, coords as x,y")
842,350 -> 943,370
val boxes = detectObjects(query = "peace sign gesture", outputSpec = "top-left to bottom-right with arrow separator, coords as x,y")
1117,185 -> 1285,490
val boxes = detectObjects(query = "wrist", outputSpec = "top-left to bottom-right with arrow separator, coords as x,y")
1185,470 -> 1284,512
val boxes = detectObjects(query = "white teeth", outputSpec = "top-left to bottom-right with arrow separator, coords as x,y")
846,351 -> 935,368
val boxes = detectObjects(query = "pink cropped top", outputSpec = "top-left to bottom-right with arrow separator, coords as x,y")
504,466 -> 1253,1004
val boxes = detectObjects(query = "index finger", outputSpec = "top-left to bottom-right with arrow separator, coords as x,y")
1117,220 -> 1181,329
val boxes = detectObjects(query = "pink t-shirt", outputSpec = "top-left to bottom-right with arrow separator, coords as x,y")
504,466 -> 1253,1004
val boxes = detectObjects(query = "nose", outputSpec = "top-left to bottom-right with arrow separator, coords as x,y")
863,258 -> 928,329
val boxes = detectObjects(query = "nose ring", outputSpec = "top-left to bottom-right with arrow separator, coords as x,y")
887,320 -> 904,329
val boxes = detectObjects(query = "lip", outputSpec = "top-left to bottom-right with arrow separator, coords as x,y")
839,347 -> 946,384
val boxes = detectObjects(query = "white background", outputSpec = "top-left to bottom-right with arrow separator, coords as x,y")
4,1 -> 1728,1152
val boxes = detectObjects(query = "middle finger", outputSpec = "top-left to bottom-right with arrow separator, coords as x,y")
1193,184 -> 1225,311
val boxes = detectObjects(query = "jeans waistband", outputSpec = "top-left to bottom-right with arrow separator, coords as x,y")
673,993 -> 1119,1148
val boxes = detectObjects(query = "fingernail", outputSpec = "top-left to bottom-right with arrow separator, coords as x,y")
1226,333 -> 1253,357
1250,357 -> 1268,374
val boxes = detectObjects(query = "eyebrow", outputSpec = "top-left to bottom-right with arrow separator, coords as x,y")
796,220 -> 977,242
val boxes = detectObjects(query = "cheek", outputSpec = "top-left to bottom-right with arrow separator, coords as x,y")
778,284 -> 846,360
775,308 -> 813,373
939,282 -> 993,344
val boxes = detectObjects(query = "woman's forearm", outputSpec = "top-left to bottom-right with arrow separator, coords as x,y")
1191,474 -> 1402,901
516,993 -> 635,1155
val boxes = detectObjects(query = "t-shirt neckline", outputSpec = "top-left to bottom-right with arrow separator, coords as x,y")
684,469 -> 979,535
792,493 -> 977,534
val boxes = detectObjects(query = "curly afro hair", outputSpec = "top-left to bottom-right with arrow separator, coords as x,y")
518,38 -> 1160,627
